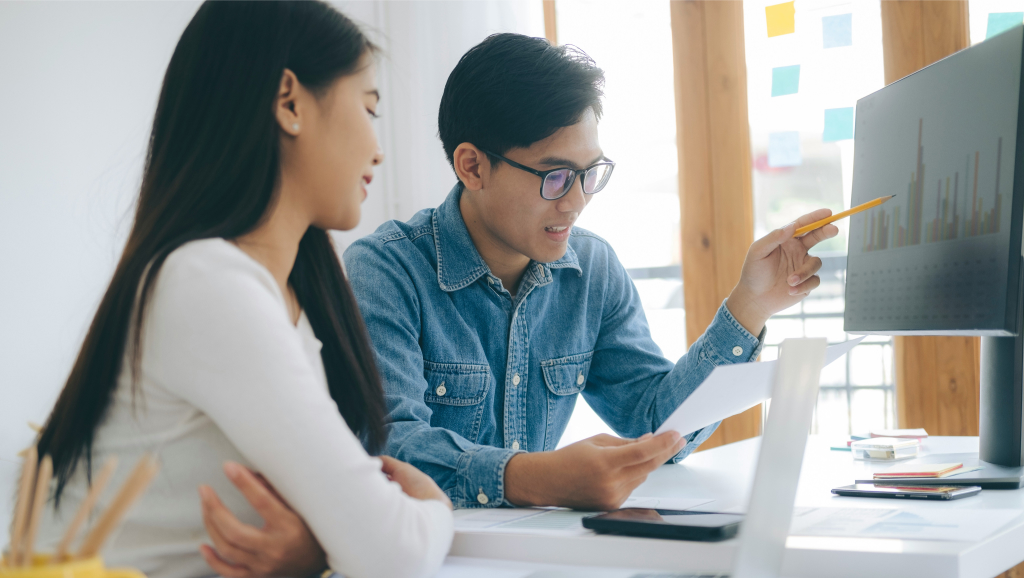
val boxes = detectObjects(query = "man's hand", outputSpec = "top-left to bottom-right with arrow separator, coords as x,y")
504,432 -> 684,511
380,455 -> 453,510
726,208 -> 839,335
198,462 -> 327,578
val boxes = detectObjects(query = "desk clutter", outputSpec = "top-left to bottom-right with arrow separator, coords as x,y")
2,446 -> 158,576
831,428 -> 929,459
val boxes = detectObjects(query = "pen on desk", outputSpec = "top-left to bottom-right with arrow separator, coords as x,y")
793,195 -> 896,237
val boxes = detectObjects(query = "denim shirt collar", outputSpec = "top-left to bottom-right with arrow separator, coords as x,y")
432,184 -> 582,293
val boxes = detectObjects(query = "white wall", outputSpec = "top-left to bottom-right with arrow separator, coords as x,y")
0,0 -> 542,546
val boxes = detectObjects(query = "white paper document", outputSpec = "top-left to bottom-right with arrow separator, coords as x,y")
453,508 -> 596,536
655,337 -> 865,437
620,496 -> 714,510
790,506 -> 1022,541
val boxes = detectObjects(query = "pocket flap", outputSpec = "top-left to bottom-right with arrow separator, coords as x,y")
541,351 -> 594,396
423,361 -> 490,406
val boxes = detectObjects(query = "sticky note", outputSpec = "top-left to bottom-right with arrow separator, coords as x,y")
768,132 -> 801,168
987,12 -> 1023,39
766,2 -> 795,38
771,65 -> 800,97
823,13 -> 852,48
823,107 -> 854,142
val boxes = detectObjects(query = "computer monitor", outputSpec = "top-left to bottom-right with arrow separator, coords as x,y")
844,24 -> 1024,484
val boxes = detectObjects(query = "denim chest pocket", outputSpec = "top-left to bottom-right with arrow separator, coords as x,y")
423,361 -> 490,405
423,361 -> 491,441
541,351 -> 593,396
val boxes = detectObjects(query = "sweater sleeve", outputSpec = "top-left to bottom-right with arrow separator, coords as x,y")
141,242 -> 453,578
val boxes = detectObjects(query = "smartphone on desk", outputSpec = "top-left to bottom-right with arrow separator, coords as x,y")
582,509 -> 742,541
832,484 -> 982,500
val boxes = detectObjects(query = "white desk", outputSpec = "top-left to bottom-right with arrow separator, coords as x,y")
447,436 -> 1024,578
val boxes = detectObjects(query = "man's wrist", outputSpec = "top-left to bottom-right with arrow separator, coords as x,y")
725,288 -> 769,337
503,452 -> 551,507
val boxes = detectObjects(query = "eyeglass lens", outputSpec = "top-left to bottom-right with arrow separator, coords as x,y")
541,164 -> 613,200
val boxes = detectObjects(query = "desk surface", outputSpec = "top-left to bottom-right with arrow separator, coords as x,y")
447,436 -> 1024,578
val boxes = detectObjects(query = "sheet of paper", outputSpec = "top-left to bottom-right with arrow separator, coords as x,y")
771,65 -> 801,97
656,337 -> 865,437
822,13 -> 853,48
621,496 -> 715,511
454,508 -> 595,536
768,131 -> 802,167
790,506 -> 1021,542
823,107 -> 855,142
766,1 -> 796,37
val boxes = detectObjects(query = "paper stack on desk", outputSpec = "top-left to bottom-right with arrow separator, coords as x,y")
873,462 -> 982,480
655,337 -> 865,437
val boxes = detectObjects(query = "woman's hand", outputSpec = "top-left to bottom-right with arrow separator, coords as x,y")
198,462 -> 327,578
726,208 -> 839,336
380,455 -> 453,510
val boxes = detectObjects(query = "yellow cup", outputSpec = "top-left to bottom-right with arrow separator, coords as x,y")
0,554 -> 144,578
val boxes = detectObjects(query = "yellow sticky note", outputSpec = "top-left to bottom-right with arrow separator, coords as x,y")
766,1 -> 795,37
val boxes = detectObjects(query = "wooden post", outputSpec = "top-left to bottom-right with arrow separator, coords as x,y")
543,0 -> 557,46
880,0 -> 980,439
671,0 -> 760,450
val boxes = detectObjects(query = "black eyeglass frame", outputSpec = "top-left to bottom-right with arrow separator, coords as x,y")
481,149 -> 616,200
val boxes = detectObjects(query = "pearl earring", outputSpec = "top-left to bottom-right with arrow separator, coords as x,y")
292,123 -> 300,131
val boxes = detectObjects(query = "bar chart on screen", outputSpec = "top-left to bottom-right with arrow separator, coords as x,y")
861,119 -> 1007,252
842,26 -> 1021,332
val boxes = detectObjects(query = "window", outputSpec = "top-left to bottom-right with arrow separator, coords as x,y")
744,0 -> 894,434
552,0 -> 683,447
969,0 -> 1024,45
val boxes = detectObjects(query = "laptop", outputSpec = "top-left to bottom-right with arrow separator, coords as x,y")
567,338 -> 829,578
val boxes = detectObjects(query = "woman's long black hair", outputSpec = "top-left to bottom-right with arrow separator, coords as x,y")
37,1 -> 388,504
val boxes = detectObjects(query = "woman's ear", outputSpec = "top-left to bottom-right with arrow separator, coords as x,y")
453,143 -> 490,191
275,68 -> 303,136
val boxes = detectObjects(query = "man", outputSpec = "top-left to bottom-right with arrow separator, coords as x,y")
343,33 -> 836,511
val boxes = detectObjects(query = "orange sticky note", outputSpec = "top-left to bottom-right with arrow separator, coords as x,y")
766,1 -> 796,37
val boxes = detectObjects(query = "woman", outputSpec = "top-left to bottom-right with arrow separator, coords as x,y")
33,3 -> 453,578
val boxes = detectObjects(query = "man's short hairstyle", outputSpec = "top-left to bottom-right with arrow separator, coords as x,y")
438,33 -> 605,170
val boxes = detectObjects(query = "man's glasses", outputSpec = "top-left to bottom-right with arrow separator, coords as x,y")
482,149 -> 615,201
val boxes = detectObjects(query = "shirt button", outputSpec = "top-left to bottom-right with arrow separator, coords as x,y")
577,373 -> 585,385
732,346 -> 743,357
511,440 -> 520,450
537,264 -> 544,275
477,490 -> 489,505
512,373 -> 521,386
487,277 -> 495,284
436,382 -> 447,396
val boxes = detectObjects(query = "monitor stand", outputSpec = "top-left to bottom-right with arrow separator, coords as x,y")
970,296 -> 1024,487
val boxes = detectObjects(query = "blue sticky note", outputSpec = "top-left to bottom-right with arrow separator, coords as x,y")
822,13 -> 852,48
823,107 -> 854,142
771,65 -> 800,97
987,12 -> 1023,39
768,132 -> 801,167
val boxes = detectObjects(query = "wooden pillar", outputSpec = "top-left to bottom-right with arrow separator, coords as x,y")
543,0 -> 557,46
880,0 -> 980,439
671,0 -> 760,450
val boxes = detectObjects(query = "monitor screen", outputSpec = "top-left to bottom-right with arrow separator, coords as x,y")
844,26 -> 1024,335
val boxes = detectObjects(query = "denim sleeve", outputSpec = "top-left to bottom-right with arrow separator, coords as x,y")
583,249 -> 764,461
343,238 -> 518,509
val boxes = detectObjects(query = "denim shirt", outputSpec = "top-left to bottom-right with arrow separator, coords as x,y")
343,185 -> 765,508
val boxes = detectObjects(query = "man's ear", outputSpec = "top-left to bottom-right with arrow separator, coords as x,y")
274,68 -> 303,137
452,143 -> 491,191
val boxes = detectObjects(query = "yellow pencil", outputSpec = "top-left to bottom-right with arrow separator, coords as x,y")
794,195 -> 896,237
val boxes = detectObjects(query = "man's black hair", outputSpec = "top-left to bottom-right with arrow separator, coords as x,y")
438,33 -> 605,170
